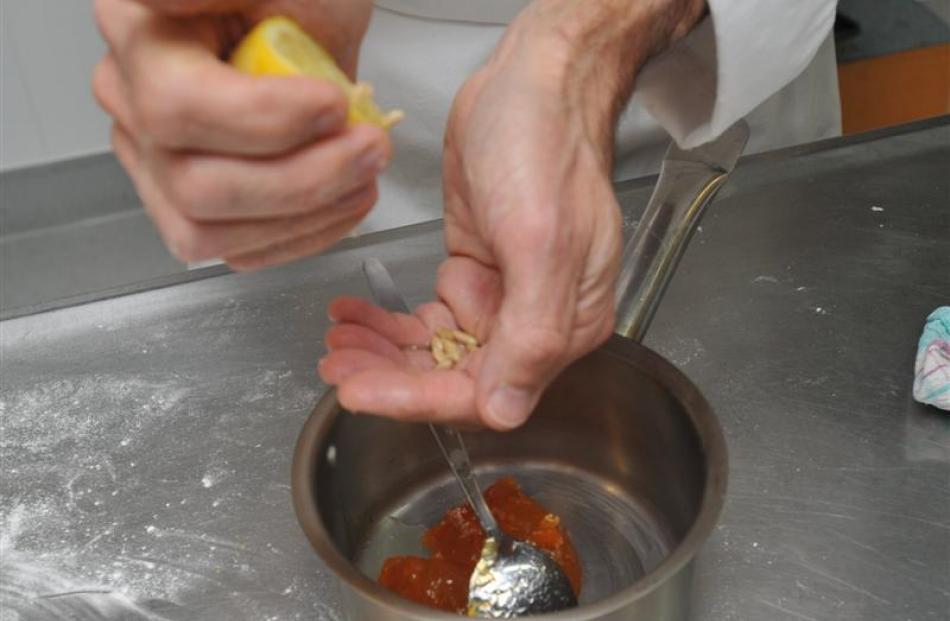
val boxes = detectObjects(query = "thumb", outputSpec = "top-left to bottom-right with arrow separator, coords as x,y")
476,227 -> 577,430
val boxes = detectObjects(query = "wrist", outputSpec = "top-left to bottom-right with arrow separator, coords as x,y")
501,0 -> 706,149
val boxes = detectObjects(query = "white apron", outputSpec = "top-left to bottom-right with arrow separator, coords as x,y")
358,0 -> 841,232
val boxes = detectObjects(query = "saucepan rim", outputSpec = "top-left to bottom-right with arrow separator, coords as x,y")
291,334 -> 728,619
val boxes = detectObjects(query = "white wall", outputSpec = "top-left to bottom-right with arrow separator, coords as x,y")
1,1 -> 112,171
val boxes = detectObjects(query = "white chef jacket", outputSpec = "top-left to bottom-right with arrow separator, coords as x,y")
358,0 -> 841,232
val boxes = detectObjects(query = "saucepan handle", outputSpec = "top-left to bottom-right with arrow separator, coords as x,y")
615,120 -> 750,343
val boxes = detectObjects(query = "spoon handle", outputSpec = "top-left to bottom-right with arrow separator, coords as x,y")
428,424 -> 501,538
361,258 -> 501,539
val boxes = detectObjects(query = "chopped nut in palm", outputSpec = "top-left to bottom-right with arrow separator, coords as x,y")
430,328 -> 479,370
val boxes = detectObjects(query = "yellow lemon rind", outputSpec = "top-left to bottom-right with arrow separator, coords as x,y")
229,16 -> 403,130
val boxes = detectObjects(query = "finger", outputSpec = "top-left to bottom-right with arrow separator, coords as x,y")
319,346 -> 443,383
114,122 -> 216,266
475,219 -> 578,430
151,124 -> 389,221
223,216 -> 362,271
434,256 -> 502,341
92,54 -> 137,131
95,0 -> 145,49
191,182 -> 378,261
318,349 -> 396,385
116,138 -> 377,264
337,370 -> 478,425
325,324 -> 405,363
110,115 -> 182,256
111,122 -> 140,177
113,123 -> 196,263
327,297 -> 431,347
414,302 -> 458,333
109,6 -> 348,155
112,123 -> 191,263
325,323 -> 435,369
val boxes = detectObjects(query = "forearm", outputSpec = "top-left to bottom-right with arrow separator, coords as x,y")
496,0 -> 707,151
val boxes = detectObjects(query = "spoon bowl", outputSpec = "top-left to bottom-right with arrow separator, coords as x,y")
468,535 -> 577,617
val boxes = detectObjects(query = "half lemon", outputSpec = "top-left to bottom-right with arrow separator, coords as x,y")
230,16 -> 403,130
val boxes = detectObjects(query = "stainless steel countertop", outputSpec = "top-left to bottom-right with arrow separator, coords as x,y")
2,118 -> 948,621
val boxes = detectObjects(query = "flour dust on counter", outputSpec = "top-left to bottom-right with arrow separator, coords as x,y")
1,504 -> 168,621
0,361 -> 332,621
0,374 -> 201,620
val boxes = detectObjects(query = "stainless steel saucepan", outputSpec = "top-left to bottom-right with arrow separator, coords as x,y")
292,120 -> 750,620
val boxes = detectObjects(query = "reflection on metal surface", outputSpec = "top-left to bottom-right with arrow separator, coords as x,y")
1,120 -> 948,620
905,404 -> 950,462
615,120 -> 749,342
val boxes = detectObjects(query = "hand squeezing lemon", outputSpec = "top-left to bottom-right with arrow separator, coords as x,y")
231,16 -> 403,130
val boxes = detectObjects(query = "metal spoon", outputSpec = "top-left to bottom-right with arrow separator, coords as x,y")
361,258 -> 578,618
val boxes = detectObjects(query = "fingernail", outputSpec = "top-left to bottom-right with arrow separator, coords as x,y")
357,145 -> 388,176
317,356 -> 336,381
487,386 -> 533,430
316,109 -> 345,135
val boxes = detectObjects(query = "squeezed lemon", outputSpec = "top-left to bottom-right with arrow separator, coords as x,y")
230,16 -> 403,129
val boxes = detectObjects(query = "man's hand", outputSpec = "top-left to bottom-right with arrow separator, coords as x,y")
319,0 -> 706,429
93,0 -> 388,270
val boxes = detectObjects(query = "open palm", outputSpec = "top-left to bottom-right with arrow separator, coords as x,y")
318,256 -> 498,424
